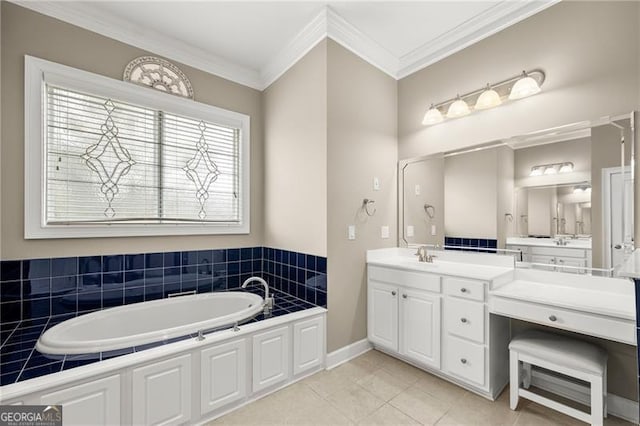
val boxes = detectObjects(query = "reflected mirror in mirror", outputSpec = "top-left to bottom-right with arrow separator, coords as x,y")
399,113 -> 635,276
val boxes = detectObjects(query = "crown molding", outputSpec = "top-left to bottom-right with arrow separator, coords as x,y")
325,7 -> 398,79
12,1 -> 558,91
397,0 -> 560,79
12,0 -> 264,90
260,8 -> 329,90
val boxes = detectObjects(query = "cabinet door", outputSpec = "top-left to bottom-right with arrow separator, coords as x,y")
252,326 -> 290,393
41,375 -> 120,426
132,354 -> 191,426
530,255 -> 556,271
400,289 -> 441,369
201,339 -> 246,415
368,281 -> 399,351
293,317 -> 324,375
556,257 -> 586,274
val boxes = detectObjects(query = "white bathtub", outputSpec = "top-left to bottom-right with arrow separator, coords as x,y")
36,291 -> 264,355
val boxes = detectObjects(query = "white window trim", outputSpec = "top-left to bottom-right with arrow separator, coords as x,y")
24,55 -> 250,239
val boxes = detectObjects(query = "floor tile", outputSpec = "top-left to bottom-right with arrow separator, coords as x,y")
332,358 -> 378,383
326,383 -> 385,423
356,368 -> 411,402
389,385 -> 450,425
379,357 -> 425,386
303,369 -> 354,398
357,403 -> 420,425
411,372 -> 469,405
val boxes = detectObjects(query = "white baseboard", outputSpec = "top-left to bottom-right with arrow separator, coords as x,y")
326,338 -> 372,369
531,369 -> 639,424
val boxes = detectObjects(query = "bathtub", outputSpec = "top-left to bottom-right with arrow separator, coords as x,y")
36,291 -> 264,355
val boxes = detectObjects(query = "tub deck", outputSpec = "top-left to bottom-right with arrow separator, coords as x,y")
0,289 -> 317,386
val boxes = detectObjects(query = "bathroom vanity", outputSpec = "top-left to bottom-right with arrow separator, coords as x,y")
366,248 -> 636,402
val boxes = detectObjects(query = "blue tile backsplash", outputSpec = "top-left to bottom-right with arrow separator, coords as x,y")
444,237 -> 498,253
0,246 -> 327,326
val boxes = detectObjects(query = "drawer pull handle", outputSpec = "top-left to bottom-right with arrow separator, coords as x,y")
548,315 -> 557,322
402,294 -> 407,299
391,291 -> 396,296
460,288 -> 468,293
460,358 -> 467,364
460,318 -> 468,323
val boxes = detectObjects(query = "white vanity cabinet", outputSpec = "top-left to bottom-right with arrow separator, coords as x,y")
368,266 -> 442,370
506,243 -> 591,273
367,264 -> 509,399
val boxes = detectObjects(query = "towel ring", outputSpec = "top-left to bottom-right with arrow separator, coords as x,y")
424,204 -> 435,219
362,199 -> 376,216
505,213 -> 514,222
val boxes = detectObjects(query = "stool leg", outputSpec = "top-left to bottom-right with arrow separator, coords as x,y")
509,350 -> 519,410
603,365 -> 607,418
522,362 -> 532,389
590,375 -> 603,426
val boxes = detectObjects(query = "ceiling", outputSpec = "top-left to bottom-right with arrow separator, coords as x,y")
15,1 -> 558,90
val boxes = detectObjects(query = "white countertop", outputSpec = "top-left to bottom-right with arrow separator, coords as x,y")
618,249 -> 640,279
367,248 -> 514,281
489,279 -> 635,321
506,237 -> 592,249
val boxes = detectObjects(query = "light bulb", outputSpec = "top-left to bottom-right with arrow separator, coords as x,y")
559,162 -> 574,173
509,71 -> 541,100
422,104 -> 444,125
447,96 -> 470,118
529,167 -> 543,177
475,84 -> 502,110
543,166 -> 557,175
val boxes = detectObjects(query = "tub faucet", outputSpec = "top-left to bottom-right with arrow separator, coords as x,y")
242,277 -> 274,314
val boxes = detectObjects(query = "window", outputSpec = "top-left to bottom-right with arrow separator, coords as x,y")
25,56 -> 250,238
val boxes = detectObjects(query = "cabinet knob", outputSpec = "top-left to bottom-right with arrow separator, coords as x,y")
549,315 -> 557,322
460,318 -> 468,323
402,294 -> 407,299
391,291 -> 396,296
460,358 -> 467,364
460,288 -> 468,293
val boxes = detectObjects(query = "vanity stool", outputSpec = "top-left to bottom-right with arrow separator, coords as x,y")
509,330 -> 607,426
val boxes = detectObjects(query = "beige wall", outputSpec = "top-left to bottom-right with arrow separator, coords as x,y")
444,148 -> 498,239
0,3 -> 264,259
263,41 -> 327,256
398,1 -> 639,160
326,40 -> 397,352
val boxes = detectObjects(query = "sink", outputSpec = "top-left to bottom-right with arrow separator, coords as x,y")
399,260 -> 439,270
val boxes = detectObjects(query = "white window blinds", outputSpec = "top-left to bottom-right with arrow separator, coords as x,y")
45,85 -> 241,225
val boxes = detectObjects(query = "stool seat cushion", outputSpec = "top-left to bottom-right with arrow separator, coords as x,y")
509,330 -> 607,375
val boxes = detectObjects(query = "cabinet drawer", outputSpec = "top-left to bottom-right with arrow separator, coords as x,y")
489,297 -> 636,345
443,278 -> 485,302
444,297 -> 485,343
368,266 -> 440,293
530,246 -> 586,258
445,336 -> 485,387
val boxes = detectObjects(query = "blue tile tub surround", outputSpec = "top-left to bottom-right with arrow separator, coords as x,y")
0,289 -> 315,386
444,237 -> 498,253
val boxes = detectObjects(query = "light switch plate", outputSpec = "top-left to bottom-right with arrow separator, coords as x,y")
407,225 -> 414,237
373,177 -> 380,191
415,184 -> 421,196
348,225 -> 356,240
381,226 -> 389,239
431,224 -> 437,236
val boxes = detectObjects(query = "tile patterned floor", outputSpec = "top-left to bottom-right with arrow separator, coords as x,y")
208,350 -> 633,426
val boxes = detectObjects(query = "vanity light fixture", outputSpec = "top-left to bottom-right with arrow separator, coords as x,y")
573,184 -> 591,193
509,71 -> 542,100
446,96 -> 470,118
422,69 -> 545,126
529,166 -> 544,177
475,84 -> 502,110
422,103 -> 444,125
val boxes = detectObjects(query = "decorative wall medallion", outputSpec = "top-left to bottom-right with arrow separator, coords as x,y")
182,121 -> 220,219
123,56 -> 194,99
81,99 -> 137,218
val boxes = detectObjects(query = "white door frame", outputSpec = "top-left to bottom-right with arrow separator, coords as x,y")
602,166 -> 631,270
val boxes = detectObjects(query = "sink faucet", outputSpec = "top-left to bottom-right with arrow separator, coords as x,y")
242,277 -> 274,314
415,246 -> 436,263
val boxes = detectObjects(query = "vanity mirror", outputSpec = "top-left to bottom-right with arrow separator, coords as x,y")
399,112 -> 636,275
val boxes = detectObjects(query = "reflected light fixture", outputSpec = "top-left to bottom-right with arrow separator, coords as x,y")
529,161 -> 574,177
422,69 -> 545,126
447,96 -> 470,118
475,84 -> 502,110
422,104 -> 444,125
573,184 -> 591,193
509,71 -> 542,100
